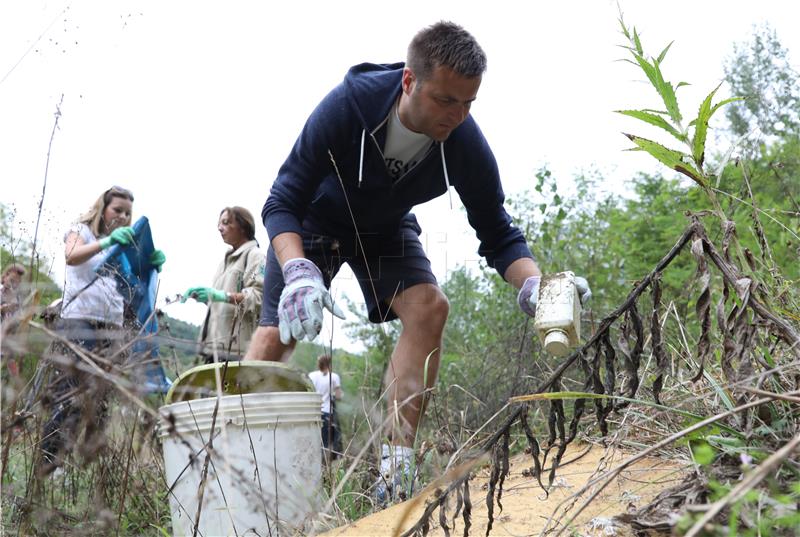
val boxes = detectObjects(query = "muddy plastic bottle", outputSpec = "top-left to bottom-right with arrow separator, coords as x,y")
533,271 -> 581,357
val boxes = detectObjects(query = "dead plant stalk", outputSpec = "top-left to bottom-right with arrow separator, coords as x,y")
543,389 -> 800,537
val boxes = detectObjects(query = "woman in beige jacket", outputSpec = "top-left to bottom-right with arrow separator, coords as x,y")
183,206 -> 265,361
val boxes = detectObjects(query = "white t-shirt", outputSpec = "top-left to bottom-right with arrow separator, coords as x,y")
383,101 -> 433,180
60,223 -> 125,326
308,370 -> 341,414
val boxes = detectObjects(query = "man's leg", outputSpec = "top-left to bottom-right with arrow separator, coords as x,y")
382,283 -> 449,447
245,235 -> 341,362
244,326 -> 295,362
245,243 -> 294,362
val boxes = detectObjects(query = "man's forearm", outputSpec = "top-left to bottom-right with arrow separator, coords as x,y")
503,257 -> 542,289
271,232 -> 305,267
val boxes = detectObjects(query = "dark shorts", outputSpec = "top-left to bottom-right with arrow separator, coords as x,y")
259,225 -> 438,325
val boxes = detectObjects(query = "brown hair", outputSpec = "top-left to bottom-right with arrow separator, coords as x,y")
407,21 -> 486,83
317,354 -> 332,372
220,206 -> 256,241
78,186 -> 135,237
1,263 -> 26,282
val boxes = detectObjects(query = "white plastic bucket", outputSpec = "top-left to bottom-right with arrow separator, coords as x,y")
159,392 -> 322,536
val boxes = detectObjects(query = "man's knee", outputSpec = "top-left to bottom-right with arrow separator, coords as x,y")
429,291 -> 449,327
407,288 -> 449,331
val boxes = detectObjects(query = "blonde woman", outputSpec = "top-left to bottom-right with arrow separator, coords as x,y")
40,186 -> 165,474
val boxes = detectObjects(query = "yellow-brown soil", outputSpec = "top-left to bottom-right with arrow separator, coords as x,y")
318,443 -> 687,537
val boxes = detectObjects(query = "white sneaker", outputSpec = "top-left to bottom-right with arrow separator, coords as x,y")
374,444 -> 414,504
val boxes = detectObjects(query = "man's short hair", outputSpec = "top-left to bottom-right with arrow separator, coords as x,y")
407,21 -> 487,82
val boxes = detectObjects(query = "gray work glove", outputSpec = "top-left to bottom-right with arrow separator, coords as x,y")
517,276 -> 540,317
575,276 -> 592,305
278,258 -> 345,344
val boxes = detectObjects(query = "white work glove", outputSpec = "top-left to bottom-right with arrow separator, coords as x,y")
517,275 -> 540,317
517,274 -> 592,318
574,276 -> 592,305
278,258 -> 345,344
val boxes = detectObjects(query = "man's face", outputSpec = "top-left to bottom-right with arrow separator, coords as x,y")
399,65 -> 481,142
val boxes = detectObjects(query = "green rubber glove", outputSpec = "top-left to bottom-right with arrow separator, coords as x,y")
182,286 -> 227,304
149,249 -> 166,273
99,226 -> 135,249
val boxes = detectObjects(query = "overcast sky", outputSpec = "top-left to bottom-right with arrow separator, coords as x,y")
2,1 -> 798,351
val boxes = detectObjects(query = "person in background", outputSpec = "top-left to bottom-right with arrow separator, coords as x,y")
40,185 -> 165,475
308,353 -> 343,460
183,207 -> 265,362
245,22 -> 591,502
1,263 -> 27,319
1,263 -> 28,376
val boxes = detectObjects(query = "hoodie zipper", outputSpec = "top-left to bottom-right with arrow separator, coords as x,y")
360,122 -> 453,208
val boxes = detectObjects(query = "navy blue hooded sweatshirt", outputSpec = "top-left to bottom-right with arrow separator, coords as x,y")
262,62 -> 533,278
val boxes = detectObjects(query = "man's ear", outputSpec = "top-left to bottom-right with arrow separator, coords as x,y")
402,67 -> 416,95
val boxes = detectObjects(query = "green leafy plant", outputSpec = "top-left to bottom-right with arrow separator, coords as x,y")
616,16 -> 742,217
611,13 -> 800,537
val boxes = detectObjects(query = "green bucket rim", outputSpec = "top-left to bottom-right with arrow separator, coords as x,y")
164,361 -> 314,404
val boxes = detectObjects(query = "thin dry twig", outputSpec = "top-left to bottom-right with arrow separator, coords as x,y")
29,94 -> 63,272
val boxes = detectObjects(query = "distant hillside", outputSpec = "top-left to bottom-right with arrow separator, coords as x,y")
158,313 -> 200,344
156,313 -> 202,376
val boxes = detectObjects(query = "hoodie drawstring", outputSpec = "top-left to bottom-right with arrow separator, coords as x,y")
358,128 -> 451,210
358,129 -> 366,188
440,142 -> 453,209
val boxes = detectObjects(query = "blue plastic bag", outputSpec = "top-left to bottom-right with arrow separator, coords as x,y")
96,216 -> 172,393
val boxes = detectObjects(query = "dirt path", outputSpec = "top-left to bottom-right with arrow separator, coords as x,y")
318,443 -> 687,537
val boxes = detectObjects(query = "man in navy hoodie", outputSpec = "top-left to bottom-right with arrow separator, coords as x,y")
245,21 -> 590,501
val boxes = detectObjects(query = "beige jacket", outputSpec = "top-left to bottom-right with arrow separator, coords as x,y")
200,240 -> 265,357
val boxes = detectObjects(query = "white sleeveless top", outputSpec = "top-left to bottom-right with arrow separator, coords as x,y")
60,223 -> 125,326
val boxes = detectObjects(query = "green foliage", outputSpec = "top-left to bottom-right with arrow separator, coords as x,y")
714,138 -> 800,282
618,20 -> 683,125
343,298 -> 400,366
158,314 -> 198,343
155,313 -> 201,377
441,266 -> 519,352
321,460 -> 376,523
677,478 -> 800,537
690,440 -> 716,466
617,15 -> 742,214
341,300 -> 395,401
611,17 -> 800,537
510,167 -> 630,312
724,23 -> 800,140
